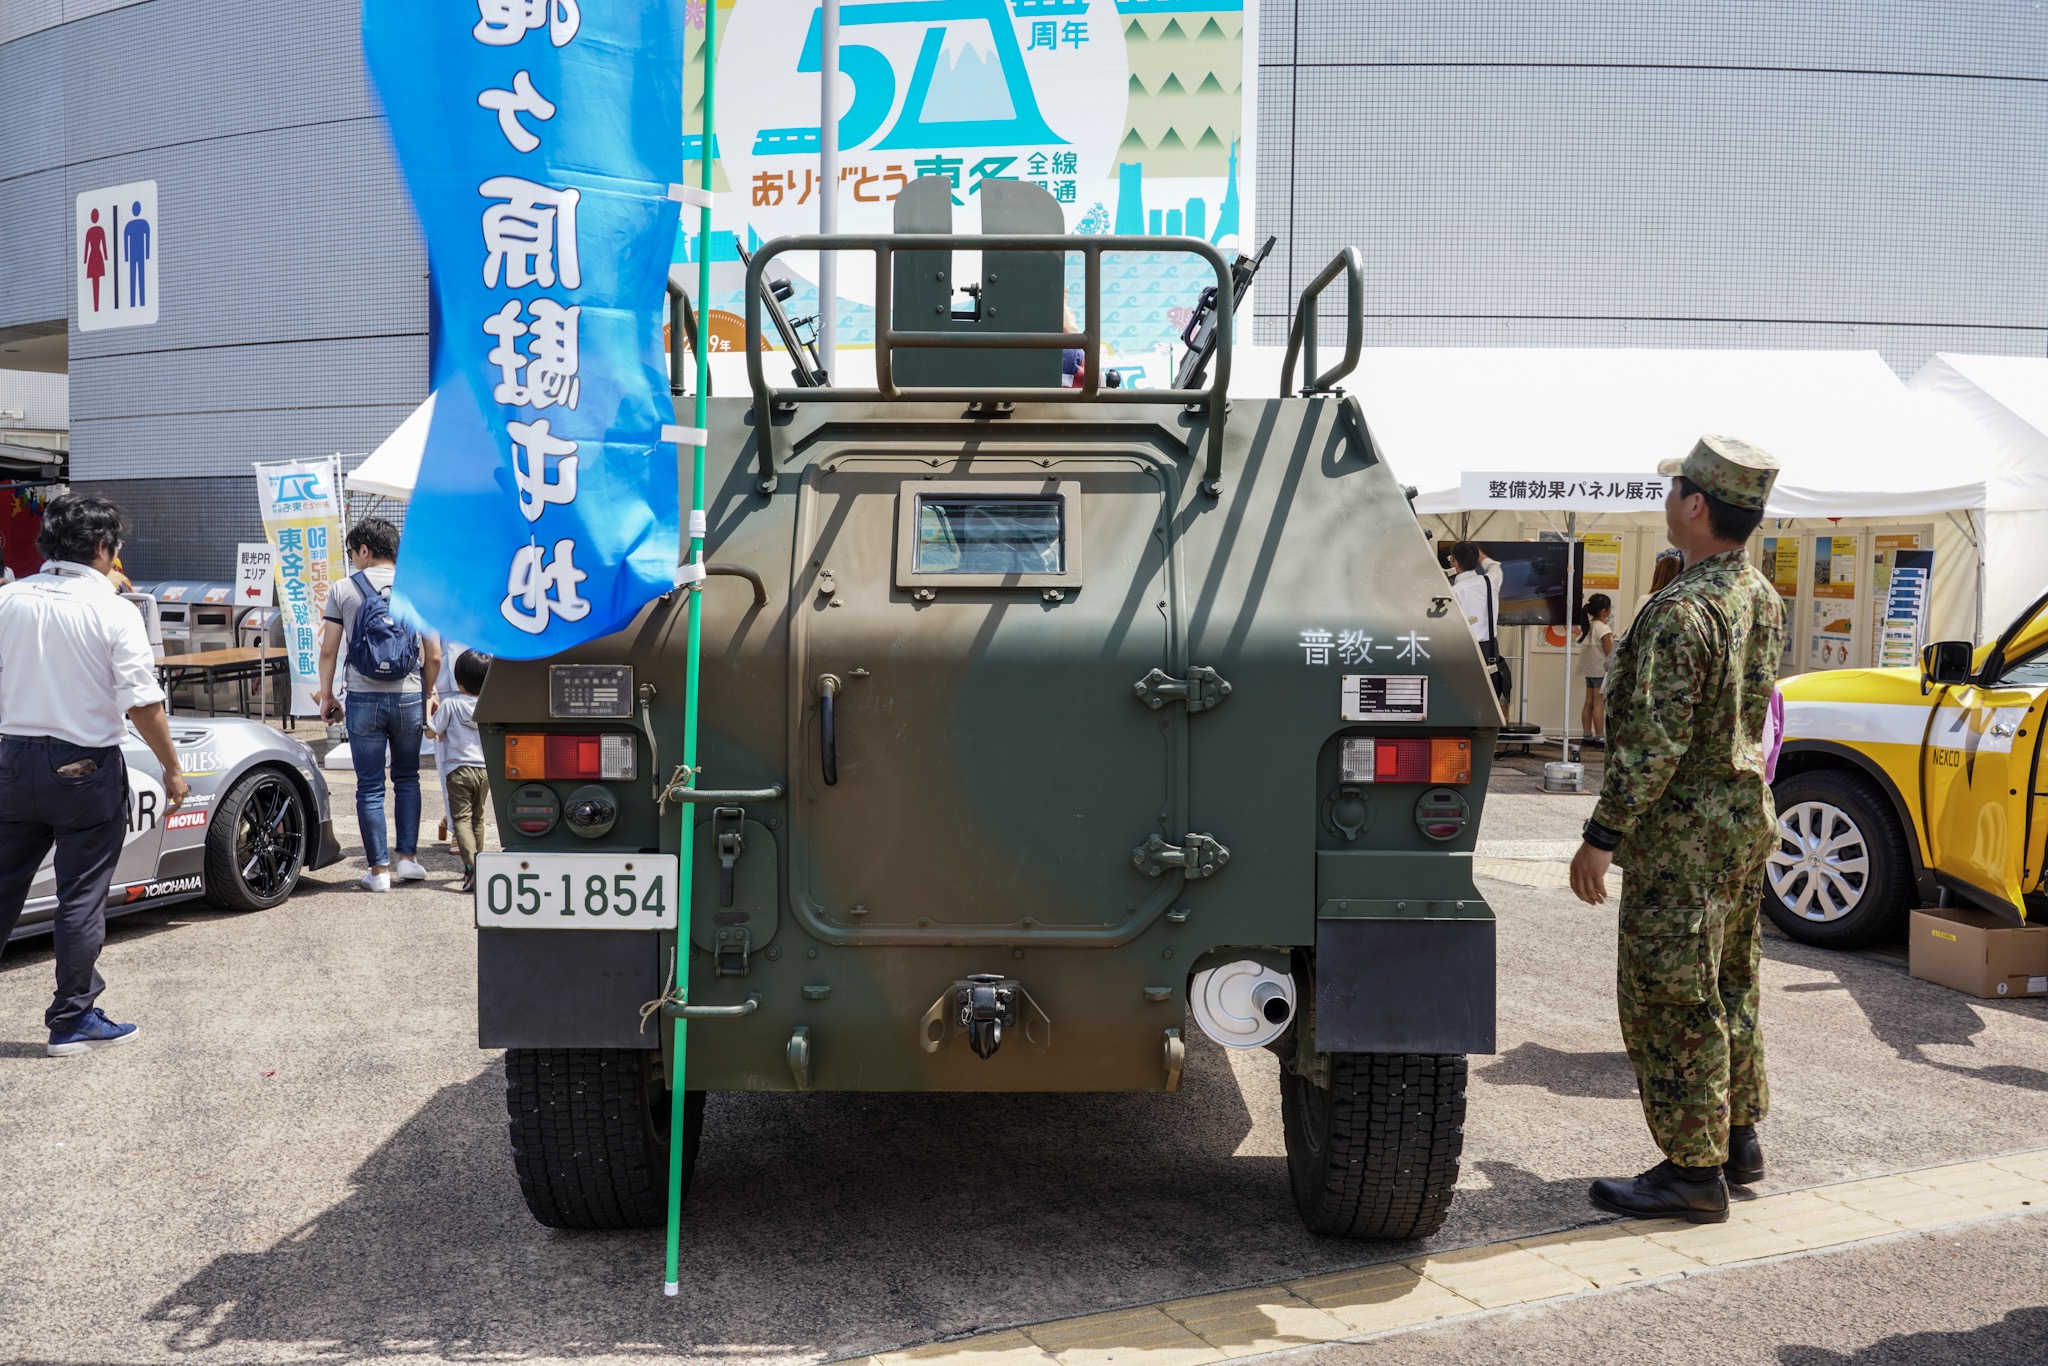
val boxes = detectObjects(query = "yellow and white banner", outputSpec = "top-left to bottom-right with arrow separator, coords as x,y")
253,457 -> 344,716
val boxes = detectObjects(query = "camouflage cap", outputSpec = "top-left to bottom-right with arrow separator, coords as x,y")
1658,434 -> 1780,511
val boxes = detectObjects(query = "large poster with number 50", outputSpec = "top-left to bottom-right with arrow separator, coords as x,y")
683,0 -> 1258,357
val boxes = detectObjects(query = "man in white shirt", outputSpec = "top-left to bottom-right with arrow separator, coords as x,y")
0,494 -> 188,1055
1446,541 -> 1499,649
1478,546 -> 1505,615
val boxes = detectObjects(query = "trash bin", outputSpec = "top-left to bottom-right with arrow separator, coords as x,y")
236,605 -> 285,650
188,582 -> 237,653
121,592 -> 166,661
153,581 -> 204,655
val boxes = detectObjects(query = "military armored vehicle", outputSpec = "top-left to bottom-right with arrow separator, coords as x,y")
474,179 -> 1498,1241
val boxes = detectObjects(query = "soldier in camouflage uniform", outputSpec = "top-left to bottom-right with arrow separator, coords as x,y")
1568,436 -> 1785,1225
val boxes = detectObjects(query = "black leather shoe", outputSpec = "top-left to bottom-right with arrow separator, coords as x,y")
1726,1125 -> 1764,1186
1589,1160 -> 1729,1223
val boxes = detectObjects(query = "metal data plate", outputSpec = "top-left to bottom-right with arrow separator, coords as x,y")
549,664 -> 634,718
474,852 -> 678,931
1341,675 -> 1427,723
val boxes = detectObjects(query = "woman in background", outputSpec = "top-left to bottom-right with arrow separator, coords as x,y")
1631,552 -> 1682,628
1578,593 -> 1615,746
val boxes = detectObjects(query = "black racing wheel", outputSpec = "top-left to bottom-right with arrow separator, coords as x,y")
205,767 -> 307,912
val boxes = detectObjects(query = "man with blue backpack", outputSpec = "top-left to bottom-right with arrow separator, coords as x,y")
313,518 -> 441,893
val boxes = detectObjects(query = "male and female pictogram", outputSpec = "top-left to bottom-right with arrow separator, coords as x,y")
75,180 -> 159,331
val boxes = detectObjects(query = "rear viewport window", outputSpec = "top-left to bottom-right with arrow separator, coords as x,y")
915,497 -> 1064,575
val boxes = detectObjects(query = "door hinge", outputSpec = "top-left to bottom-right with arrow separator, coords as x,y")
1132,665 -> 1232,713
1131,832 -> 1231,879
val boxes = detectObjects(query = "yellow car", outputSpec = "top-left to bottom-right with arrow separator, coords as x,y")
1771,590 -> 2048,947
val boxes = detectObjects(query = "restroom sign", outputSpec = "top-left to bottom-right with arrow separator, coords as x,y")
75,180 -> 158,331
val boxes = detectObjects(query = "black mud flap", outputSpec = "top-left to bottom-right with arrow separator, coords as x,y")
478,929 -> 660,1050
1314,917 -> 1496,1055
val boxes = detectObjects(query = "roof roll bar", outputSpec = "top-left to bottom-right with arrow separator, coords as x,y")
1279,247 -> 1364,397
744,234 -> 1235,496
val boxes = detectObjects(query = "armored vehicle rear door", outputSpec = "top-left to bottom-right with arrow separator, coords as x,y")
790,448 -> 1195,943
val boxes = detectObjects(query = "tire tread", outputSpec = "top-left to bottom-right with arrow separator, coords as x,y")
1285,1052 -> 1468,1240
504,1048 -> 691,1230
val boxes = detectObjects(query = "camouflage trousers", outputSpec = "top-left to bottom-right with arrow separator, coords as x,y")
1616,863 -> 1769,1168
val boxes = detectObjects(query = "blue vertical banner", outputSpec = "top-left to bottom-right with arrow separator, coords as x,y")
362,1 -> 683,658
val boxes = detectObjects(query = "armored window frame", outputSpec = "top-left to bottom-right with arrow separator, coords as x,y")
895,478 -> 1084,591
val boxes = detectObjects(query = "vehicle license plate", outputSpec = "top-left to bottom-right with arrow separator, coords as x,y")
474,852 -> 677,930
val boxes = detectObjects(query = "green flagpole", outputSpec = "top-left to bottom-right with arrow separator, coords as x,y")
665,0 -> 716,1300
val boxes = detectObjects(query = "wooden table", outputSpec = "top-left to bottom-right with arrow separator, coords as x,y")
157,647 -> 294,725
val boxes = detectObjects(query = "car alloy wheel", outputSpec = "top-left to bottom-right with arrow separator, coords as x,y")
1767,799 -> 1871,923
231,772 -> 305,901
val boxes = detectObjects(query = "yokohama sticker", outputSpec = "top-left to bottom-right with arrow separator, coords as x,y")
145,875 -> 203,898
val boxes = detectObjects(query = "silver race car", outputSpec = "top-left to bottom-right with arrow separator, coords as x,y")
12,718 -> 344,940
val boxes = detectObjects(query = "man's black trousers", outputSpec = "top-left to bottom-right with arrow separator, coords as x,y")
0,736 -> 129,1033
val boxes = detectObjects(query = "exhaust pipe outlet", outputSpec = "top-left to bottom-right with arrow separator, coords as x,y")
1189,960 -> 1297,1049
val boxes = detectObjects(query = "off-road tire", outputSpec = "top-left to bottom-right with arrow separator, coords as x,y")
1281,1052 -> 1467,1240
504,1048 -> 702,1230
204,767 -> 307,912
1764,768 -> 1911,950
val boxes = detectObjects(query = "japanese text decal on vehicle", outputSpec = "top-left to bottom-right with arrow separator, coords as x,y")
362,1 -> 684,658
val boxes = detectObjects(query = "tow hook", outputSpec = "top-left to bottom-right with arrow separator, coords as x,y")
919,975 -> 1052,1057
957,974 -> 1018,1059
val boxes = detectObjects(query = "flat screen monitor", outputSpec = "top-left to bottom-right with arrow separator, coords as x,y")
1438,541 -> 1588,628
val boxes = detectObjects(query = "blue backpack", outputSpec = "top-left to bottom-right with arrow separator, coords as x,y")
344,571 -> 421,682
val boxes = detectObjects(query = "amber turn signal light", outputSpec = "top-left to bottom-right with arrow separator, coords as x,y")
1429,736 -> 1472,785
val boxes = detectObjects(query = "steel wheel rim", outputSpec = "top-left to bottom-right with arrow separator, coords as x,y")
1288,1067 -> 1331,1158
234,775 -> 304,899
1766,799 -> 1871,923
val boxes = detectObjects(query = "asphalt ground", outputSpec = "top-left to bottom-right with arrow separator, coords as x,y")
1,744 -> 2044,1363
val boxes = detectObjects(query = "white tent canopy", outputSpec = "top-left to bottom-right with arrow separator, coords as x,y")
344,391 -> 434,501
1331,347 -> 1998,522
1906,353 -> 2048,633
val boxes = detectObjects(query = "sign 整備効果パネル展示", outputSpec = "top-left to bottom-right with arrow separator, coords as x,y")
1459,473 -> 1670,512
361,2 -> 684,658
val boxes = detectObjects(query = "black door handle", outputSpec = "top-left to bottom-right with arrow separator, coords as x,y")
817,674 -> 841,786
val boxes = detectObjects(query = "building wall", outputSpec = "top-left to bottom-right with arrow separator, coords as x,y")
0,0 -> 427,579
3,1 -> 2043,579
1254,1 -> 2048,372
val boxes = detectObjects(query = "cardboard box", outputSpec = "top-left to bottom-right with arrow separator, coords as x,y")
1909,907 -> 2048,999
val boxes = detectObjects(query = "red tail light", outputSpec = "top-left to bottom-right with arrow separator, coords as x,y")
504,732 -> 636,780
1375,737 -> 1431,782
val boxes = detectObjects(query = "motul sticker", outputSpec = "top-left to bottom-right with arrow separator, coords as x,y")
165,810 -> 208,831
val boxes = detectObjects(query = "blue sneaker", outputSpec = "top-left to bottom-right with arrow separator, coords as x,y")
47,1008 -> 140,1056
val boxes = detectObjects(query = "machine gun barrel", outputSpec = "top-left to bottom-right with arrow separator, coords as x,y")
737,244 -> 829,388
1174,234 -> 1275,391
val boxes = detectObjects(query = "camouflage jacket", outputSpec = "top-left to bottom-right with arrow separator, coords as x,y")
1592,548 -> 1785,881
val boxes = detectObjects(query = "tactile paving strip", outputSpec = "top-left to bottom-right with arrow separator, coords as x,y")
856,1148 -> 2048,1366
